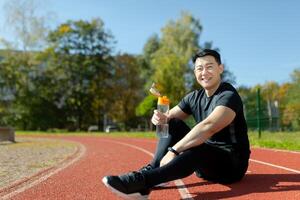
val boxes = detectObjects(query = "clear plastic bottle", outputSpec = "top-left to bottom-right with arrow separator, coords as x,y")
156,96 -> 170,138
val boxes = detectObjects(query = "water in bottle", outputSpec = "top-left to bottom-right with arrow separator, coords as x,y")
156,96 -> 170,138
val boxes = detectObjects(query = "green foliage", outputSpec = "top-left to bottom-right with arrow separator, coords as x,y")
0,18 -> 115,131
138,12 -> 237,112
238,69 -> 300,131
238,85 -> 267,129
159,11 -> 202,64
142,34 -> 160,64
282,68 -> 300,130
109,54 -> 144,130
40,18 -> 114,130
0,9 -> 298,133
136,95 -> 157,117
146,12 -> 202,105
152,52 -> 187,104
139,34 -> 161,90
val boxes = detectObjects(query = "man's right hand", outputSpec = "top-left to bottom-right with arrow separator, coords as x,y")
151,110 -> 168,125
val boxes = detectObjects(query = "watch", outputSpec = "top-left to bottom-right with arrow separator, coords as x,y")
168,147 -> 179,155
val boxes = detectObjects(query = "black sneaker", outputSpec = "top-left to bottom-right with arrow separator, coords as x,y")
139,164 -> 169,188
194,169 -> 203,178
139,164 -> 154,172
102,171 -> 150,200
195,169 -> 216,182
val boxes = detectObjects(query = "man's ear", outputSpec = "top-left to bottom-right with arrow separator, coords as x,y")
219,64 -> 224,74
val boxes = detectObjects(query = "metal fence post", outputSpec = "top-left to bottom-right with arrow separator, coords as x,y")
256,88 -> 262,138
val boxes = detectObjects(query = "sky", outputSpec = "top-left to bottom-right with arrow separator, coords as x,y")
0,0 -> 300,87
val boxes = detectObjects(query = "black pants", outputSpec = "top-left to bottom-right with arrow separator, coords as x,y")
144,118 -> 249,187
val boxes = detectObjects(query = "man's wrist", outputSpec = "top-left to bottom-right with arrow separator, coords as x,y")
168,147 -> 179,155
166,114 -> 170,122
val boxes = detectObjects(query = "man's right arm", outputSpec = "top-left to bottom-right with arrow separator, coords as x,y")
168,106 -> 190,121
151,105 -> 189,125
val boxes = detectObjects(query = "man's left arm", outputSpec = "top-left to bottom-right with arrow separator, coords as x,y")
160,105 -> 236,166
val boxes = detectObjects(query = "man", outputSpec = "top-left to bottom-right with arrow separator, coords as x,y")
102,49 -> 251,199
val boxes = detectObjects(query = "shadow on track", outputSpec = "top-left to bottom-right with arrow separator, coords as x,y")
155,174 -> 300,200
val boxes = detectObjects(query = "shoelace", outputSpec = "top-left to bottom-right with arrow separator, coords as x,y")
130,171 -> 144,182
140,164 -> 153,172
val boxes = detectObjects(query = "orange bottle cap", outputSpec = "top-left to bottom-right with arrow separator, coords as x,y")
158,96 -> 170,105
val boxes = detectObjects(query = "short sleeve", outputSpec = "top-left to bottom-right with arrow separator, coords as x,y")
178,92 -> 194,115
215,91 -> 242,114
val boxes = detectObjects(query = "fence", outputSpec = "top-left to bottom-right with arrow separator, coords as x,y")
243,88 -> 298,135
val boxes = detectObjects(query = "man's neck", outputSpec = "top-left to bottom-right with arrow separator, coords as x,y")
205,81 -> 222,97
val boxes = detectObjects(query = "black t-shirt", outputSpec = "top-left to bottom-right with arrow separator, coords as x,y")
178,82 -> 250,155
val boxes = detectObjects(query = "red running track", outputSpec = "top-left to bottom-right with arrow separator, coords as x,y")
1,136 -> 300,200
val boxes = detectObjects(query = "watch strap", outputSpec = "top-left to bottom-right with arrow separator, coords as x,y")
168,147 -> 179,155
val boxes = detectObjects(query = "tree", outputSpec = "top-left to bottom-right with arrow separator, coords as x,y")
2,0 -> 51,51
109,54 -> 144,130
261,81 -> 280,131
0,49 -> 40,129
0,0 -> 53,129
135,95 -> 157,130
142,34 -> 160,65
42,18 -> 114,130
135,12 -> 202,121
282,69 -> 300,130
237,85 -> 260,129
152,52 -> 187,103
137,12 -> 236,122
151,12 -> 202,104
138,34 -> 161,90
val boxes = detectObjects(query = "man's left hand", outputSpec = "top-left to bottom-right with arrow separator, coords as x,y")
160,151 -> 177,167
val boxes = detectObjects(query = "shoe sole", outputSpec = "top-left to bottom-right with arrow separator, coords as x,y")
154,182 -> 169,187
102,177 -> 148,200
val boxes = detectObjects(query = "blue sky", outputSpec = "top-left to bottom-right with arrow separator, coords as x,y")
0,0 -> 300,87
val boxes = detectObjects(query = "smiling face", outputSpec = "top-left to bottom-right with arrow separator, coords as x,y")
194,55 -> 224,95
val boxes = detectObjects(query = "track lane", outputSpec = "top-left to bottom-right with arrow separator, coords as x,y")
111,137 -> 300,200
11,137 -> 150,200
250,148 -> 300,171
6,136 -> 300,200
10,136 -> 183,200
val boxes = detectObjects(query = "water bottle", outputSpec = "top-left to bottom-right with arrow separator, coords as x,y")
156,96 -> 170,138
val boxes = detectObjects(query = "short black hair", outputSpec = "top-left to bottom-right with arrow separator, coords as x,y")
192,49 -> 222,65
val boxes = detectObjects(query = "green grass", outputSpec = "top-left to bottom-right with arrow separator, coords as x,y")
17,130 -> 300,151
248,131 -> 300,151
16,130 -> 156,138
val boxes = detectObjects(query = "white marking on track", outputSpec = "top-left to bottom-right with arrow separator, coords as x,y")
250,159 -> 300,174
131,139 -> 300,173
106,140 -> 194,200
174,180 -> 194,200
253,147 -> 300,154
107,138 -> 300,199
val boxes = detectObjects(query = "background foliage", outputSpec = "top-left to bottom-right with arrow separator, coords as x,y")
0,1 -> 299,132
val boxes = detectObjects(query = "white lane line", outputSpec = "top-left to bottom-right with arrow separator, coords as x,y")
174,180 -> 194,200
1,142 -> 86,200
118,138 -> 300,198
131,140 -> 300,174
251,158 -> 300,198
250,159 -> 300,174
133,139 -> 300,175
253,147 -> 300,154
105,139 -> 194,200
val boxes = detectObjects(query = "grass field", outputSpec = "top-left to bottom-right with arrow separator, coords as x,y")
16,131 -> 300,151
248,131 -> 300,151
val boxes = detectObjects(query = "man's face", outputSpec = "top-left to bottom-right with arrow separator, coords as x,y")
194,55 -> 224,90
